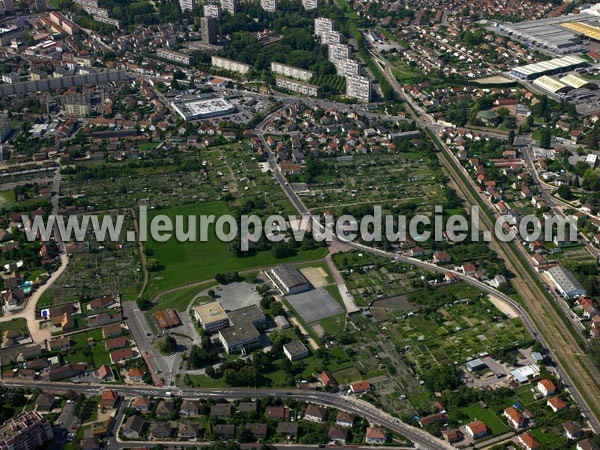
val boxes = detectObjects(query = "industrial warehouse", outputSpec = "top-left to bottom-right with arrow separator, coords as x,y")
171,95 -> 237,121
532,73 -> 599,102
509,56 -> 588,80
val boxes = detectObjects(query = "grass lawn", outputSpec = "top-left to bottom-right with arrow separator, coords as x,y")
0,189 -> 16,210
332,366 -> 362,384
453,404 -> 509,436
188,374 -> 229,388
316,312 -> 346,336
0,318 -> 28,335
145,202 -> 328,295
150,281 -> 217,312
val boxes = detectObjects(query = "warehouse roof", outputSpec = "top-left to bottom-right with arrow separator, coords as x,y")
533,76 -> 573,94
512,56 -> 586,77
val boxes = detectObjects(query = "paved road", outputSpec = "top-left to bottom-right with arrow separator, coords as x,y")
3,381 -> 454,450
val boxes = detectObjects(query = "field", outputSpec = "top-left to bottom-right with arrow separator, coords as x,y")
37,212 -> 143,307
301,149 -> 446,214
144,202 -> 328,295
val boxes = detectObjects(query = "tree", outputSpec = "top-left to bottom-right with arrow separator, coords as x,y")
159,335 -> 178,354
508,130 -> 515,145
539,127 -> 552,149
557,185 -> 574,200
136,298 -> 152,311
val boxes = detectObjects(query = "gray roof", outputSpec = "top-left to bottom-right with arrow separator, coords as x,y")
283,341 -> 309,356
219,322 -> 260,345
270,264 -> 309,289
547,265 -> 586,296
228,305 -> 265,326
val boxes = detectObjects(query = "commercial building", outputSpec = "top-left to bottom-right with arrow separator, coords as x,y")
283,341 -> 309,361
218,322 -> 261,353
193,302 -> 229,333
156,48 -> 191,66
0,411 -> 54,450
560,73 -> 597,90
220,0 -> 238,14
265,264 -> 311,295
346,75 -> 371,102
171,95 -> 236,121
178,0 -> 194,11
204,3 -> 221,18
509,56 -> 587,80
260,0 -> 277,12
228,305 -> 266,329
211,56 -> 251,74
61,93 -> 91,116
201,16 -> 218,45
302,0 -> 317,9
314,17 -> 335,37
532,76 -> 574,95
546,265 -> 586,298
500,14 -> 589,54
271,62 -> 314,81
275,77 -> 319,97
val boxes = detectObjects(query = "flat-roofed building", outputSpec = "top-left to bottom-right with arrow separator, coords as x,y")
321,30 -> 342,45
193,302 -> 229,333
218,322 -> 261,353
0,411 -> 54,450
265,264 -> 311,295
283,341 -> 309,361
271,62 -> 314,81
314,17 -> 334,37
211,56 -> 251,74
302,0 -> 317,10
156,48 -> 191,66
228,305 -> 266,329
275,77 -> 319,97
204,3 -> 221,18
328,43 -> 352,63
201,16 -> 218,44
171,95 -> 237,121
220,0 -> 238,14
61,92 -> 91,116
335,58 -> 360,77
179,0 -> 194,11
260,0 -> 276,12
346,75 -> 371,102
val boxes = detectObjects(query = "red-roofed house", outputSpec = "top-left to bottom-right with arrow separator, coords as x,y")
518,432 -> 540,450
503,407 -> 525,429
537,379 -> 556,397
465,420 -> 487,439
350,380 -> 371,394
547,397 -> 567,412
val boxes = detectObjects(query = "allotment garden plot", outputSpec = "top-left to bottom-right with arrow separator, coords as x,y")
302,150 -> 446,213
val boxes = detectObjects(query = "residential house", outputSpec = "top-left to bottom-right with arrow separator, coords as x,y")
127,368 -> 144,383
216,424 -> 235,440
266,406 -> 291,421
122,415 -> 144,439
465,420 -> 487,439
99,390 -> 118,409
328,427 -> 348,444
547,397 -> 567,412
131,396 -> 151,412
577,439 -> 600,450
210,403 -> 232,417
365,427 -> 386,444
335,411 -> 354,428
442,429 -> 462,443
503,407 -> 525,429
238,401 -> 257,414
537,379 -> 556,397
178,422 -> 200,440
155,400 -> 174,418
562,421 -> 583,440
277,422 -> 298,438
180,399 -> 200,417
304,405 -> 327,423
245,423 -> 267,440
318,371 -> 338,388
433,251 -> 452,264
150,421 -> 172,439
350,380 -> 371,394
35,393 -> 55,412
518,432 -> 540,450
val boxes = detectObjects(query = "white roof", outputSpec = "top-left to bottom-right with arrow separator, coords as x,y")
512,56 -> 586,77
